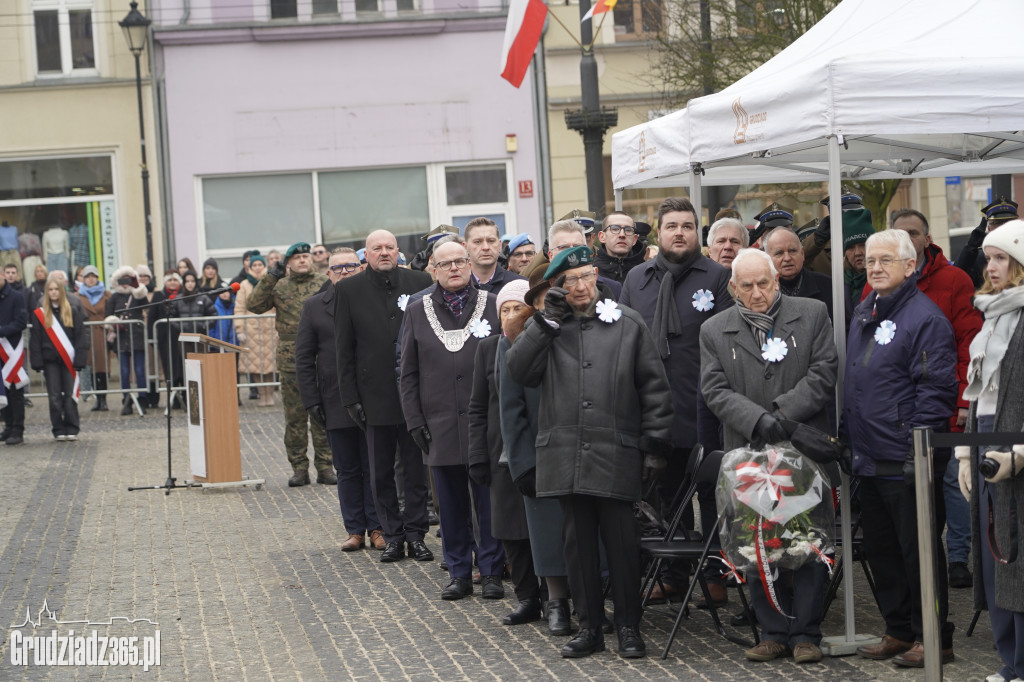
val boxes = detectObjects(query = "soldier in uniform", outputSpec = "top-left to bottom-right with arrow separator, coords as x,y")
247,242 -> 335,487
955,196 -> 1020,288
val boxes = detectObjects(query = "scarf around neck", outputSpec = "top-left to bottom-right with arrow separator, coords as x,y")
651,250 -> 700,359
80,281 -> 106,306
441,285 -> 471,318
963,285 -> 1024,401
736,291 -> 783,348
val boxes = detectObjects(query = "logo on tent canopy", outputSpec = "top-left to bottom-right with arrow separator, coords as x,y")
733,97 -> 767,145
638,130 -> 658,173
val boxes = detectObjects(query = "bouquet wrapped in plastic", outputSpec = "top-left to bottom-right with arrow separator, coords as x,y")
716,442 -> 835,577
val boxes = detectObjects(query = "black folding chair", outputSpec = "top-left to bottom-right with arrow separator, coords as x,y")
822,477 -> 882,616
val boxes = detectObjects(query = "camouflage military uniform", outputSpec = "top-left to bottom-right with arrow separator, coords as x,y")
247,269 -> 331,474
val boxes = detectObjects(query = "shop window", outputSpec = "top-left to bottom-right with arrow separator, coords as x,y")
0,156 -> 112,202
202,174 -> 316,250
33,1 -> 95,76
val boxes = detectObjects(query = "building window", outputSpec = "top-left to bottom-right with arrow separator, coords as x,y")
355,0 -> 379,13
312,0 -> 339,15
33,1 -> 95,76
319,167 -> 429,251
202,174 -> 316,250
270,0 -> 298,19
613,0 -> 662,38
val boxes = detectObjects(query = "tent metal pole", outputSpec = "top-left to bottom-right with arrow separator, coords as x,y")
689,166 -> 703,229
614,188 -> 623,211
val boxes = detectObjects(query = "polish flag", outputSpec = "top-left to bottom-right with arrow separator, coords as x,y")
500,0 -> 548,88
581,0 -> 617,23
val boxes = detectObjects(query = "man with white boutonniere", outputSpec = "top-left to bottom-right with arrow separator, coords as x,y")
506,245 -> 674,659
699,248 -> 838,664
400,241 -> 505,602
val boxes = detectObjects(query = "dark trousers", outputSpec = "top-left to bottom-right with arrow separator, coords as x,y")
43,363 -> 79,437
656,446 -> 720,586
859,474 -> 953,647
748,559 -> 828,646
327,426 -> 380,536
366,424 -> 429,545
432,464 -> 505,579
504,538 -> 541,601
3,384 -> 24,436
560,494 -> 641,630
118,350 -> 146,396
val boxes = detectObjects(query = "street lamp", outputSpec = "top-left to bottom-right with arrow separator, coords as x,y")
119,1 -> 154,274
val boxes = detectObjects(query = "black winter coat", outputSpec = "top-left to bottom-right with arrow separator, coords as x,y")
30,305 -> 89,371
594,242 -> 646,283
106,288 -> 148,351
295,283 -> 357,431
506,303 -> 674,502
0,280 -> 27,346
171,293 -> 216,335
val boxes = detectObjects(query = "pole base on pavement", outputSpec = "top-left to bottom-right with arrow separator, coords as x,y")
821,633 -> 881,657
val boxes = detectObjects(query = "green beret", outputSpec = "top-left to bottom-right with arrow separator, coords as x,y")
842,208 -> 874,250
285,242 -> 311,261
543,245 -> 594,280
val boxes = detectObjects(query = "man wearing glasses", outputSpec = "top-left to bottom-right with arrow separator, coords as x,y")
334,230 -> 434,564
310,244 -> 330,275
297,248 -> 383,552
400,241 -> 504,601
595,212 -> 647,283
505,234 -> 536,275
507,245 -> 673,658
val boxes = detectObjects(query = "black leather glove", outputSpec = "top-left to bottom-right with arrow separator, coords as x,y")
813,214 -> 831,246
307,404 -> 327,429
161,299 -> 175,315
410,426 -> 432,454
269,260 -> 287,280
642,454 -> 668,483
542,286 -> 572,322
514,468 -> 537,498
903,449 -> 916,487
468,463 -> 491,487
702,224 -> 711,247
346,402 -> 367,432
967,216 -> 988,249
838,446 -> 853,476
754,412 -> 789,447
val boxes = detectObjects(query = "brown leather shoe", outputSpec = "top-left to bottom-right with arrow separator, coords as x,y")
340,534 -> 364,552
695,582 -> 729,608
856,634 -> 913,660
745,640 -> 790,662
645,582 -> 679,604
369,529 -> 387,550
892,641 -> 954,668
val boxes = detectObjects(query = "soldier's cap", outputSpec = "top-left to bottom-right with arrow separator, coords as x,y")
501,232 -> 515,243
543,245 -> 594,280
356,248 -> 366,263
398,252 -> 407,265
634,221 -> 652,237
982,196 -> 1019,223
422,224 -> 459,243
819,192 -> 864,211
559,209 -> 597,234
285,242 -> 311,261
796,218 -> 819,241
507,233 -> 535,253
754,203 -> 794,229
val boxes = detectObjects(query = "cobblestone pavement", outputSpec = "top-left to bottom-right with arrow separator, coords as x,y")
0,397 -> 1003,680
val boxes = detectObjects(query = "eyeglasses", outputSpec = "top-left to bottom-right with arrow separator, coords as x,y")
562,271 -> 597,288
312,249 -> 327,256
435,257 -> 470,271
329,263 -> 360,273
550,244 -> 579,254
866,256 -> 906,268
605,225 -> 636,236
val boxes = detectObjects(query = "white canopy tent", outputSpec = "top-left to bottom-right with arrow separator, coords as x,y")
611,0 -> 1024,657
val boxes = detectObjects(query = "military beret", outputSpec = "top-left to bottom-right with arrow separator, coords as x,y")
544,245 -> 594,280
507,233 -> 535,253
285,242 -> 311,261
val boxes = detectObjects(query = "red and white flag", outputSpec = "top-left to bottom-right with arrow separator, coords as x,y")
500,0 -> 548,88
581,0 -> 617,23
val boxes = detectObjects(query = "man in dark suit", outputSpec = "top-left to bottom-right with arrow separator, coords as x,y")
465,217 -> 524,295
763,227 -> 835,322
400,241 -> 505,601
297,248 -> 383,553
334,230 -> 434,564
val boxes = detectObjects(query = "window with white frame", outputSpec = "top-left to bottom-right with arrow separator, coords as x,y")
32,0 -> 95,76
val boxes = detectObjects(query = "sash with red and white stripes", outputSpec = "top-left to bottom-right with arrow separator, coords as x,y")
0,336 -> 29,389
33,308 -> 80,403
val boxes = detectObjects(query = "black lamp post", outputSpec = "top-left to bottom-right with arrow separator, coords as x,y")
119,1 -> 154,273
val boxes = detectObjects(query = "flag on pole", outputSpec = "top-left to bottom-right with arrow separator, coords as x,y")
500,0 -> 548,88
581,0 -> 617,23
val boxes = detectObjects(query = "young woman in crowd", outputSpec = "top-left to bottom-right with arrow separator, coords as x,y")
75,266 -> 111,412
149,271 -> 185,409
234,254 -> 278,407
172,271 -> 217,351
29,264 -> 48,305
31,274 -> 88,440
177,257 -> 196,278
957,219 -> 1024,682
105,266 -> 149,416
200,258 -> 226,293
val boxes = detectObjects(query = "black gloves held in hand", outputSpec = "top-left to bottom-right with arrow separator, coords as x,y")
542,287 -> 573,323
307,404 -> 327,429
410,426 -> 432,454
754,412 -> 789,447
468,463 -> 491,487
514,468 -> 537,498
813,214 -> 831,246
642,454 -> 668,483
269,260 -> 287,280
346,402 -> 367,432
967,217 -> 988,249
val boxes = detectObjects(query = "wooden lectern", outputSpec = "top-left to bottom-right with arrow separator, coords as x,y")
179,333 -> 248,485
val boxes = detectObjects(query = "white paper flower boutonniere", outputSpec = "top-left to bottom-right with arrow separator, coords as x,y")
596,299 -> 622,324
397,294 -> 410,312
692,289 -> 715,312
469,318 -> 492,339
761,337 -> 789,363
874,320 -> 897,345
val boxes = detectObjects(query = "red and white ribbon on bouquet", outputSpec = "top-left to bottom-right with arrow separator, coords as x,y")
34,308 -> 80,403
735,449 -> 796,506
755,514 -> 793,619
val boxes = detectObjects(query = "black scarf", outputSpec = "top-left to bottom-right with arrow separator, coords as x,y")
779,270 -> 803,297
736,291 -> 783,348
651,249 -> 700,359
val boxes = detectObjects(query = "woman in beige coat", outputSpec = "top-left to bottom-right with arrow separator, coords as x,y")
234,255 -> 278,406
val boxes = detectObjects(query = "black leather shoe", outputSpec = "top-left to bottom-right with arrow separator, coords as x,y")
5,434 -> 23,446
428,509 -> 440,526
380,542 -> 405,563
561,628 -> 605,658
288,470 -> 310,487
481,575 -> 504,600
120,400 -> 133,416
545,599 -> 572,636
316,470 -> 337,485
0,429 -> 10,442
616,625 -> 646,659
503,598 -> 542,625
441,577 -> 473,600
408,540 -> 434,562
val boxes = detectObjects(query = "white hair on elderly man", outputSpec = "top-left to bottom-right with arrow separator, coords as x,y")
866,229 -> 916,262
729,248 -> 778,284
707,217 -> 749,249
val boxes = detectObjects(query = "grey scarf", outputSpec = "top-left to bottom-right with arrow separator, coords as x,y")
651,250 -> 700,359
735,291 -> 783,348
963,285 -> 1024,401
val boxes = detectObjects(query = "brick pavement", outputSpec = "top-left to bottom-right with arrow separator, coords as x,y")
0,398 -> 1004,680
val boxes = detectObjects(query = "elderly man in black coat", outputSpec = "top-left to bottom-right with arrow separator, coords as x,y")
507,245 -> 674,660
400,241 -> 504,601
763,227 -> 835,322
297,248 -> 383,553
334,230 -> 434,564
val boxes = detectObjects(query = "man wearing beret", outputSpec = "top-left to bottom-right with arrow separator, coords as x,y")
247,242 -> 334,487
507,245 -> 674,659
506,234 -> 537,275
